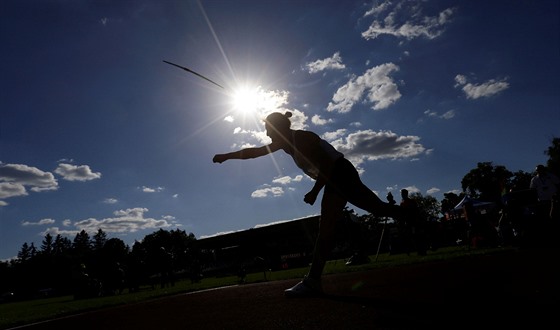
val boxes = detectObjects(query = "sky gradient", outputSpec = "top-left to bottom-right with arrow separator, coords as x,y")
1,0 -> 559,260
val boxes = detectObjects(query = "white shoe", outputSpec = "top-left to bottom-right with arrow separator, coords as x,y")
284,277 -> 323,298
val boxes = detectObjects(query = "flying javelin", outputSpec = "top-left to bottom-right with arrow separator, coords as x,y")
163,60 -> 225,89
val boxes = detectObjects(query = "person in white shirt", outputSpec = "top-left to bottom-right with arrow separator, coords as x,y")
530,164 -> 560,220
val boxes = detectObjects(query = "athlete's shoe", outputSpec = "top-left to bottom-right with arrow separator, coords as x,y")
284,277 -> 323,298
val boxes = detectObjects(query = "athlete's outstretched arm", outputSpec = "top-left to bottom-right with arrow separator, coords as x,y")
213,144 -> 280,163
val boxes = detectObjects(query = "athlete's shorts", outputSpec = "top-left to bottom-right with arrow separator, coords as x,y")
324,157 -> 366,201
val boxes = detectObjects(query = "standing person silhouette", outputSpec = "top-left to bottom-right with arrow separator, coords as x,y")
530,164 -> 560,219
213,111 -> 406,297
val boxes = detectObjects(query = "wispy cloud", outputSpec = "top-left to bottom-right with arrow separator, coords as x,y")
454,75 -> 510,99
362,1 -> 455,41
427,187 -> 440,195
42,208 -> 175,237
22,218 -> 55,226
424,109 -> 456,120
305,52 -> 346,74
141,186 -> 164,193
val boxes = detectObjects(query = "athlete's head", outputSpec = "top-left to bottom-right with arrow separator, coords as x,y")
264,112 -> 292,140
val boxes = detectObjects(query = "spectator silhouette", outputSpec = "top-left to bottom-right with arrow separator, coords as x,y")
213,111 -> 409,297
530,164 -> 560,220
529,164 -> 560,246
387,191 -> 396,205
400,189 -> 427,256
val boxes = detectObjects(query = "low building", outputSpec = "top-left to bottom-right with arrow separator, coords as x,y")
196,216 -> 320,275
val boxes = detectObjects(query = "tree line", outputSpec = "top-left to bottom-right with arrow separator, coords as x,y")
0,228 -> 208,301
1,137 -> 557,302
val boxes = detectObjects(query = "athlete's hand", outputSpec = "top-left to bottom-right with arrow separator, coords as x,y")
213,154 -> 227,164
304,190 -> 318,205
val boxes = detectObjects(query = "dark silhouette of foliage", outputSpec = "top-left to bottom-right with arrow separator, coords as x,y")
92,229 -> 108,252
461,162 -> 513,202
409,192 -> 441,220
545,137 -> 560,176
510,170 -> 532,191
40,233 -> 54,256
440,192 -> 464,215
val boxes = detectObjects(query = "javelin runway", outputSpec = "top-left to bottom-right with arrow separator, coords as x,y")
17,248 -> 557,329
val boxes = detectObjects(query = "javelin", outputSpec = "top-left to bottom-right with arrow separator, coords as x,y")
163,60 -> 225,89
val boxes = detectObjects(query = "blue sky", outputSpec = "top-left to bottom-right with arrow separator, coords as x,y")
1,0 -> 559,260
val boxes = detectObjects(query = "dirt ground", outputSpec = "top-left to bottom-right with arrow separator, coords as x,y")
15,248 -> 558,329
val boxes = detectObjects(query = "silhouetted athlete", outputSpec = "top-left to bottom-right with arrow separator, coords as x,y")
213,111 -> 406,297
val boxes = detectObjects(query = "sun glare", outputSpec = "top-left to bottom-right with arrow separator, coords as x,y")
231,86 -> 262,115
227,84 -> 289,126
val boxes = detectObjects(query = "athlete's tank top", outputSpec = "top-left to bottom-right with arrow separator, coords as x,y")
288,131 -> 343,180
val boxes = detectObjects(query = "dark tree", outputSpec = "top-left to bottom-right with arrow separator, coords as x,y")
545,137 -> 560,176
53,234 -> 72,256
17,242 -> 33,263
441,192 -> 464,215
97,238 -> 128,295
510,170 -> 532,191
73,230 -> 91,254
409,192 -> 441,220
40,233 -> 54,256
92,229 -> 108,252
461,162 -> 512,202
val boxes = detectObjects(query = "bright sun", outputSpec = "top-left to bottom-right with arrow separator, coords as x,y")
231,86 -> 261,115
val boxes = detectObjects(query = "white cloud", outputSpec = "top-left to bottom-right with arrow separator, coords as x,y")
427,187 -> 440,195
311,114 -> 333,126
305,52 -> 346,74
22,218 -> 56,226
331,129 -> 427,166
0,164 -> 59,201
0,182 -> 27,199
454,74 -> 510,99
55,163 -> 101,182
362,1 -> 455,41
441,110 -> 456,119
272,175 -> 303,185
44,208 -> 174,235
424,109 -> 455,120
322,129 -> 347,141
141,186 -> 164,193
327,63 -> 401,113
403,186 -> 421,194
103,198 -> 118,204
251,186 -> 284,198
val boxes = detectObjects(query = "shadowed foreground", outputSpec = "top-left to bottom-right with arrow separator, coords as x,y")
16,248 -> 557,329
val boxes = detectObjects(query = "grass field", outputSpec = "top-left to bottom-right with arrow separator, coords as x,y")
0,246 -> 513,329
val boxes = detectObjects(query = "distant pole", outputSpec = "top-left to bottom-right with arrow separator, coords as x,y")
375,219 -> 387,262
